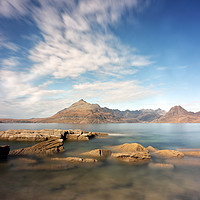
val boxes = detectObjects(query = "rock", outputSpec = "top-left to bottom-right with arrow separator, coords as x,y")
154,150 -> 184,158
148,163 -> 174,169
147,146 -> 157,152
111,151 -> 151,163
78,134 -> 89,141
0,145 -> 10,159
0,129 -> 107,142
182,151 -> 200,157
112,143 -> 148,153
81,149 -> 112,158
9,139 -> 64,156
51,157 -> 98,163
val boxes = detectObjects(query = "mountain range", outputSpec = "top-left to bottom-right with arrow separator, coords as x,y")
0,99 -> 200,123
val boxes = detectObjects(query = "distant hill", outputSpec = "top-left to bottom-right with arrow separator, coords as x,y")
0,99 -> 166,124
153,105 -> 200,123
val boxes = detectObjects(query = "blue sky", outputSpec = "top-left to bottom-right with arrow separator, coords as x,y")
0,0 -> 200,118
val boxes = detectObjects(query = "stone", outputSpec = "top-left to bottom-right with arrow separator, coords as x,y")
81,149 -> 112,158
147,146 -> 157,152
51,157 -> 98,163
182,151 -> 200,157
0,145 -> 10,159
112,143 -> 148,153
9,139 -> 64,156
154,150 -> 184,158
111,151 -> 151,163
148,163 -> 174,169
78,134 -> 89,141
66,134 -> 79,141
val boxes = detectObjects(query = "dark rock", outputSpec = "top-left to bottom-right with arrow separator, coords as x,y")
0,145 -> 10,159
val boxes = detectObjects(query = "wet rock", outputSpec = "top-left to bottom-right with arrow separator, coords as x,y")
148,163 -> 174,169
111,151 -> 151,163
81,149 -> 112,158
9,139 -> 64,156
0,129 -> 108,142
0,145 -> 10,159
154,150 -> 184,158
182,151 -> 200,157
51,157 -> 98,163
147,146 -> 157,152
112,143 -> 148,153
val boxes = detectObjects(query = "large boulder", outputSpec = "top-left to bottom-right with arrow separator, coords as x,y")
81,149 -> 112,158
154,150 -> 184,158
111,151 -> 151,163
0,145 -> 10,159
9,139 -> 64,156
112,143 -> 148,153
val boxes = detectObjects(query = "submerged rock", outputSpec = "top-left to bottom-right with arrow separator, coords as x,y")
182,151 -> 200,157
154,150 -> 184,158
81,149 -> 112,158
148,163 -> 174,169
0,145 -> 10,159
112,143 -> 148,153
51,157 -> 98,163
9,138 -> 64,156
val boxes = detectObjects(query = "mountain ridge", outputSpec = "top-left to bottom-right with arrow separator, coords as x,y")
1,100 -> 200,123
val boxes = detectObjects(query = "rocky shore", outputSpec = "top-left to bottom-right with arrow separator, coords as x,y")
1,128 -> 200,171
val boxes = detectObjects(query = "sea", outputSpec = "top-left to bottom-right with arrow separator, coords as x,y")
0,123 -> 200,200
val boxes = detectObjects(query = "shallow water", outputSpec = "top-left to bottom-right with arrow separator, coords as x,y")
0,123 -> 200,200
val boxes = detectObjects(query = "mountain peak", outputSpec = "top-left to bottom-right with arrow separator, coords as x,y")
168,105 -> 188,115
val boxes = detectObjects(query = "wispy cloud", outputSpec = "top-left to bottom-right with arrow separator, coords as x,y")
72,80 -> 156,104
0,0 -> 29,18
0,0 -> 155,118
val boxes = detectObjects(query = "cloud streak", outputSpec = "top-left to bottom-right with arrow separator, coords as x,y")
0,0 -> 155,118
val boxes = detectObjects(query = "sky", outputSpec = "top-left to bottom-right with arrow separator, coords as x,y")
0,0 -> 200,118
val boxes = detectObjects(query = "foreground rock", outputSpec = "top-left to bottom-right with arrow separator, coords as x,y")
0,145 -> 10,159
148,163 -> 174,169
51,157 -> 98,163
9,139 -> 64,156
111,152 -> 151,164
81,149 -> 112,158
110,143 -> 151,164
0,129 -> 108,142
154,150 -> 184,158
111,143 -> 148,153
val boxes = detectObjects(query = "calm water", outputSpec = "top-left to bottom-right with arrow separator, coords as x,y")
0,123 -> 200,200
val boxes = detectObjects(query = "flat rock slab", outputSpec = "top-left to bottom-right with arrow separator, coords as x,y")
182,151 -> 200,157
154,150 -> 184,158
111,143 -> 148,153
148,163 -> 174,169
81,149 -> 112,158
9,139 -> 64,156
111,152 -> 151,163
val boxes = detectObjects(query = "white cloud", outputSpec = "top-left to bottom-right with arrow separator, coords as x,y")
72,80 -> 156,104
0,34 -> 19,51
0,0 -> 156,118
0,0 -> 29,18
28,0 -> 154,79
